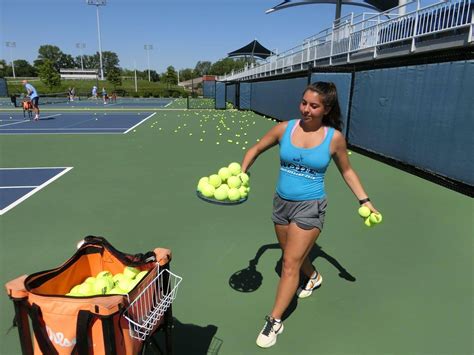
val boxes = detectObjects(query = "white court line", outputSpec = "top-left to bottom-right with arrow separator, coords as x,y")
0,113 -> 62,128
123,112 -> 156,134
0,167 -> 73,216
0,127 -> 127,131
0,186 -> 37,189
164,101 -> 173,107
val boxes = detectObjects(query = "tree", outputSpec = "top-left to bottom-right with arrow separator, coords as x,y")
0,59 -> 7,78
179,68 -> 194,81
107,67 -> 122,88
194,61 -> 212,76
149,70 -> 160,82
210,58 -> 247,76
12,59 -> 37,77
35,45 -> 64,71
163,66 -> 178,85
38,59 -> 61,90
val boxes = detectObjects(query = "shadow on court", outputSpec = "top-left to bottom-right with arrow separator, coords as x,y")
228,242 -> 356,320
148,318 -> 222,355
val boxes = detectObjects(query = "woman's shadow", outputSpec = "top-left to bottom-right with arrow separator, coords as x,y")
228,242 -> 356,320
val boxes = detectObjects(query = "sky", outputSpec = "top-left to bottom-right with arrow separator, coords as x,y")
0,0 -> 432,73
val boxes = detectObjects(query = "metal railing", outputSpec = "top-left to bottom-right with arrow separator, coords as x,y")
219,0 -> 473,81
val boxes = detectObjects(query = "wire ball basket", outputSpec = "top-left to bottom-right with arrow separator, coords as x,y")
122,265 -> 182,341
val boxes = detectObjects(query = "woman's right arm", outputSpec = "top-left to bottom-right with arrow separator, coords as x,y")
241,121 -> 287,173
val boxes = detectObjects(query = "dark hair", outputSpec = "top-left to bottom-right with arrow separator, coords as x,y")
304,81 -> 343,131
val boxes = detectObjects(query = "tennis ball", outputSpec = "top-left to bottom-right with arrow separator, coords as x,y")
358,206 -> 371,218
107,287 -> 127,295
118,277 -> 132,291
228,188 -> 241,201
238,186 -> 248,198
218,167 -> 232,182
127,278 -> 141,292
238,172 -> 250,186
93,277 -> 114,295
96,270 -> 112,279
220,183 -> 230,192
84,276 -> 96,284
78,282 -> 94,296
208,174 -> 222,188
198,177 -> 209,185
214,186 -> 228,201
369,213 -> 383,224
201,183 -> 215,197
112,273 -> 125,284
134,271 -> 148,283
227,176 -> 241,189
228,162 -> 241,175
69,284 -> 81,295
123,266 -> 140,279
364,217 -> 372,227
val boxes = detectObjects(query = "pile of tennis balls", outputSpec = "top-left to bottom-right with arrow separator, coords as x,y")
197,162 -> 250,202
66,266 -> 148,297
358,206 -> 383,227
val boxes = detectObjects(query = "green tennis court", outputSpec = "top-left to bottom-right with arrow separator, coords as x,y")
1,107 -> 472,354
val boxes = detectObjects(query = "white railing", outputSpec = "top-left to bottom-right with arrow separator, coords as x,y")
219,0 -> 473,81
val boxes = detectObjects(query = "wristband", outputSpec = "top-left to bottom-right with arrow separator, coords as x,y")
358,197 -> 371,205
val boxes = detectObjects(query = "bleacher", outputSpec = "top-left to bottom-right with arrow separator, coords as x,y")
219,0 -> 473,81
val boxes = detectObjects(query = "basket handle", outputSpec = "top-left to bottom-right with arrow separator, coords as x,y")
153,248 -> 172,266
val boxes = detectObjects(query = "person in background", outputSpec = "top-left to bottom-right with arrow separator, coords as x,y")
102,87 -> 108,104
92,85 -> 98,99
22,80 -> 40,121
241,82 -> 379,348
10,94 -> 17,107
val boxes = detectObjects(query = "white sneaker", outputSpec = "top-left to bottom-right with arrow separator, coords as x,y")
297,271 -> 323,298
256,316 -> 284,348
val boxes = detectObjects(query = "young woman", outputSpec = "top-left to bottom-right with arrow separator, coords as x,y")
241,82 -> 379,348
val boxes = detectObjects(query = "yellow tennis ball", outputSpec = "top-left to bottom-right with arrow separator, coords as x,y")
201,183 -> 215,197
358,206 -> 371,218
364,217 -> 373,227
228,188 -> 241,201
369,213 -> 383,224
228,162 -> 241,175
214,186 -> 228,201
208,174 -> 222,188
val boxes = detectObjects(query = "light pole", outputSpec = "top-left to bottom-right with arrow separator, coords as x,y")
76,43 -> 86,71
87,0 -> 106,80
5,42 -> 16,78
144,45 -> 153,82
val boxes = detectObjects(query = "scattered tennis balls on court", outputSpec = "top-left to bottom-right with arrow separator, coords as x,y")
358,206 -> 371,218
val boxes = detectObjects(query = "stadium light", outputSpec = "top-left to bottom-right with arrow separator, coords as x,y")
76,43 -> 86,71
86,0 -> 106,80
144,45 -> 153,82
5,41 -> 16,78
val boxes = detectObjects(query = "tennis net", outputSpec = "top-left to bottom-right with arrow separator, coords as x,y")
39,92 -> 70,104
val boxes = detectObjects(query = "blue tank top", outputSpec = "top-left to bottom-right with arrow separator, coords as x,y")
276,119 -> 335,200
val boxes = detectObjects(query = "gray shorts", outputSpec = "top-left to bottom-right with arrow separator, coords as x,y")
272,193 -> 328,231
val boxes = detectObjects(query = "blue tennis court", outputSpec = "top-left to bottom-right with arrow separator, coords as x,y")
0,167 -> 72,215
0,111 -> 156,134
